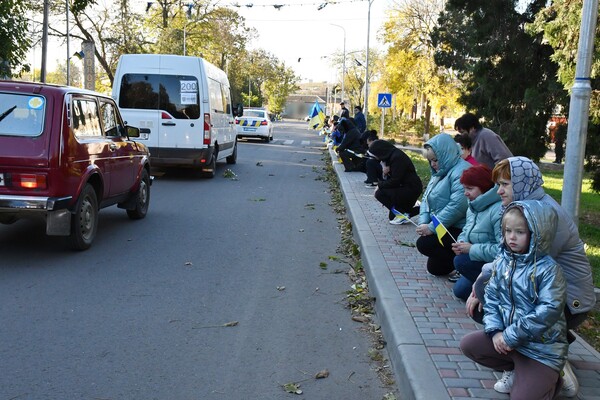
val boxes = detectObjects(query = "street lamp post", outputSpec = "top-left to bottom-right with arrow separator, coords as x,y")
364,0 -> 374,121
330,24 -> 346,107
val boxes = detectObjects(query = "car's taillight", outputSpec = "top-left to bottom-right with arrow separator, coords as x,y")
260,120 -> 268,126
203,113 -> 211,145
13,173 -> 47,189
161,111 -> 172,119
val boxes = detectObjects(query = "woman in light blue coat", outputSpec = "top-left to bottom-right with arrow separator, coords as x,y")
415,133 -> 471,275
451,164 -> 502,301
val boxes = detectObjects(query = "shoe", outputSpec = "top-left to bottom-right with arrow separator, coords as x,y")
560,360 -> 579,397
447,271 -> 461,283
389,216 -> 410,225
365,182 -> 377,188
494,370 -> 514,394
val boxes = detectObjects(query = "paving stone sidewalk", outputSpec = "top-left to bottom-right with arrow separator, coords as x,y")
328,147 -> 600,400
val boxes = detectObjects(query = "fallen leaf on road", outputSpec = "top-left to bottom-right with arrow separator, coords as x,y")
277,286 -> 286,291
315,369 -> 329,379
283,382 -> 302,394
352,315 -> 370,323
184,261 -> 193,266
319,262 -> 327,269
256,161 -> 263,166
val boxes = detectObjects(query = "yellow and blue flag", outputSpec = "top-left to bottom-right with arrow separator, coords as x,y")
431,214 -> 455,245
391,207 -> 418,226
308,100 -> 325,130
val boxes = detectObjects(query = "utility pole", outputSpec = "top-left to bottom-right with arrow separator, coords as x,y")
561,0 -> 599,221
41,0 -> 49,82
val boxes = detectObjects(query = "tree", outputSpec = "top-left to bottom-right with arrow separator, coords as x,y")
382,0 -> 462,132
529,0 -> 600,188
432,0 -> 567,160
0,0 -> 32,77
262,63 -> 300,114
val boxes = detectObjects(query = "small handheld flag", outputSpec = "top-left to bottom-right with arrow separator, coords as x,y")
308,100 -> 325,130
430,214 -> 456,245
391,207 -> 418,226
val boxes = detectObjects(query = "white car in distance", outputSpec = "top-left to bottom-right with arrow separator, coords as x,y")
235,108 -> 273,142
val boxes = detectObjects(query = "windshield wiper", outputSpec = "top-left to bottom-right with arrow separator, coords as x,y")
0,105 -> 17,123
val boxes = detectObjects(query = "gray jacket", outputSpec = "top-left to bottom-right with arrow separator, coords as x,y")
484,200 -> 568,372
507,157 -> 596,314
476,157 -> 596,314
470,127 -> 513,169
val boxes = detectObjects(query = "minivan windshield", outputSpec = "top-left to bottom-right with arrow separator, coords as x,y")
0,93 -> 45,137
118,74 -> 200,120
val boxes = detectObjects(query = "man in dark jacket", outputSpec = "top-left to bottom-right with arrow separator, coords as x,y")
368,140 -> 423,224
339,102 -> 350,119
353,105 -> 366,133
336,118 -> 366,172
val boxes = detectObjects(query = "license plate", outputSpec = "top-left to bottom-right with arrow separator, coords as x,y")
0,173 -> 4,186
243,127 -> 256,132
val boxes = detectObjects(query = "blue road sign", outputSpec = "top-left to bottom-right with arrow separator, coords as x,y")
377,93 -> 392,108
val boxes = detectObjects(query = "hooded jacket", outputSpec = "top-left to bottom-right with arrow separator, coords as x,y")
506,156 -> 596,314
484,200 -> 568,372
457,185 -> 502,262
367,140 -> 422,193
419,133 -> 471,231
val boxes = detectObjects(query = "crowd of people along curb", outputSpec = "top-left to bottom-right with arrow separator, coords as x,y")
320,104 -> 596,400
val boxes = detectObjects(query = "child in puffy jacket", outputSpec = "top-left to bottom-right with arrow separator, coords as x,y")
460,200 -> 568,399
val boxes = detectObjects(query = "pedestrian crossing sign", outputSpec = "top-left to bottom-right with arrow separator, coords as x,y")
377,93 -> 392,108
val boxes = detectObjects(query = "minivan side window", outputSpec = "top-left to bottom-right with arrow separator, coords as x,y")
207,78 -> 225,113
222,85 -> 232,115
118,74 -> 200,120
72,98 -> 101,138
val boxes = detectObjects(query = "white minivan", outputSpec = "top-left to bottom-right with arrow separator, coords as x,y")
112,54 -> 240,178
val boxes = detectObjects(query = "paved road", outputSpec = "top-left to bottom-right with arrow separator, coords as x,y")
0,121 -> 397,399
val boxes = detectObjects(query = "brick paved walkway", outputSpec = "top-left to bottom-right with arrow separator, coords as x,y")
329,147 -> 600,400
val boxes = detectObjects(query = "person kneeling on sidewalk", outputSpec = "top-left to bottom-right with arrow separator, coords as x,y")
367,139 -> 422,224
336,118 -> 366,172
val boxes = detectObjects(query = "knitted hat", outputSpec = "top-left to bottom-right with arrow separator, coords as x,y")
460,164 -> 494,192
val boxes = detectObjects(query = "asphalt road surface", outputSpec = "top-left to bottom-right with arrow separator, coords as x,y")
0,120 -> 397,399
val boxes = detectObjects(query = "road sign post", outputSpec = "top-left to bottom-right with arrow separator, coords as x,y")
377,93 -> 392,139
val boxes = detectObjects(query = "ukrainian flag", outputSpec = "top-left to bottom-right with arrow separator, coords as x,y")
431,214 -> 450,245
308,100 -> 325,130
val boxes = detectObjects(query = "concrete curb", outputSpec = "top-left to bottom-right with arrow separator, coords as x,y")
331,150 -> 451,400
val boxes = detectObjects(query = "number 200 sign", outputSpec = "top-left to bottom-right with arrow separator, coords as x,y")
180,81 -> 197,93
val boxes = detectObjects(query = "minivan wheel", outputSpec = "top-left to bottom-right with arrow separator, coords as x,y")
127,169 -> 150,220
69,184 -> 98,251
226,141 -> 237,165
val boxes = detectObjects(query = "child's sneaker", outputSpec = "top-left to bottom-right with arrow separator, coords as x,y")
493,370 -> 514,393
560,360 -> 579,397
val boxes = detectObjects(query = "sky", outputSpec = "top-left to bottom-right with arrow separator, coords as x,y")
32,0 -> 392,84
235,0 -> 391,82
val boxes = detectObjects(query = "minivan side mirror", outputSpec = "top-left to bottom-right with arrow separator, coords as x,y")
233,103 -> 244,117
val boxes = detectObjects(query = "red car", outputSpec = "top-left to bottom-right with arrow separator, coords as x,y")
0,81 -> 151,250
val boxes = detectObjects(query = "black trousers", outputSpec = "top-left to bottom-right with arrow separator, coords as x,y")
365,158 -> 382,183
339,150 -> 366,172
416,226 -> 463,276
375,186 -> 420,220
